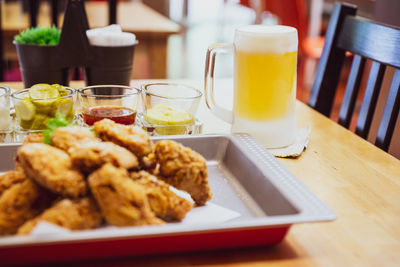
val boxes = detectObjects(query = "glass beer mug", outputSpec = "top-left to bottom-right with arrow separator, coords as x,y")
205,25 -> 298,148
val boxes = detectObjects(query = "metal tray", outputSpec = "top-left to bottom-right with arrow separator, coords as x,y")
0,134 -> 335,265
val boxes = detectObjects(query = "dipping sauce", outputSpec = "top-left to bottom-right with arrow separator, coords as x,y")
143,104 -> 194,135
83,105 -> 136,126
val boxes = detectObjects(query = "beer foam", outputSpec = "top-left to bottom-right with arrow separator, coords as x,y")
235,25 -> 298,54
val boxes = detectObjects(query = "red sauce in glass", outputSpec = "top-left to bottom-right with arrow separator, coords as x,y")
83,106 -> 136,126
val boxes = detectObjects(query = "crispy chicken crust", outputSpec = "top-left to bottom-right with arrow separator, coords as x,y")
22,133 -> 44,145
0,171 -> 26,196
51,126 -> 99,151
18,197 -> 102,235
0,122 -> 213,235
16,143 -> 87,198
88,164 -> 164,227
130,171 -> 193,221
0,180 -> 46,235
139,152 -> 158,173
69,141 -> 139,174
93,119 -> 154,158
154,140 -> 211,206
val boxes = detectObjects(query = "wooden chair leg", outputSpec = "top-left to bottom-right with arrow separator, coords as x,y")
109,0 -> 117,25
29,0 -> 39,27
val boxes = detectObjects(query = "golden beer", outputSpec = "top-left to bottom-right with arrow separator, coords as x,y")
234,51 -> 297,120
232,25 -> 298,148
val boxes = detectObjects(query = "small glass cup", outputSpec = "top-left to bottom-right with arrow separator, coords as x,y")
11,87 -> 75,132
78,85 -> 140,126
0,86 -> 11,133
140,83 -> 202,135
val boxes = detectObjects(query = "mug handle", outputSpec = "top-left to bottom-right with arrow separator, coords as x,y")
204,43 -> 234,123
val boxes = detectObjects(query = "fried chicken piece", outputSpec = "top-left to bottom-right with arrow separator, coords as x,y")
23,133 -> 44,145
140,152 -> 158,173
88,164 -> 164,227
0,179 -> 50,235
0,171 -> 26,196
130,171 -> 193,221
93,119 -> 154,158
51,126 -> 99,151
18,197 -> 102,235
69,141 -> 139,174
16,143 -> 87,198
154,140 -> 211,206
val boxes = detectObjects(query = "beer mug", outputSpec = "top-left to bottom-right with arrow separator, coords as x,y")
205,25 -> 298,148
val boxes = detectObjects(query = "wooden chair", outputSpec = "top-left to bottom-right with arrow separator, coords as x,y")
28,0 -> 60,27
27,0 -> 118,27
308,3 -> 400,152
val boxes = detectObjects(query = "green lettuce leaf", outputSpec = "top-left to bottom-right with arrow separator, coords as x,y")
42,113 -> 70,144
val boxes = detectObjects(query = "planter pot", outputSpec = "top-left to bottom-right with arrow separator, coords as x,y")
84,43 -> 137,86
14,0 -> 137,88
14,42 -> 71,88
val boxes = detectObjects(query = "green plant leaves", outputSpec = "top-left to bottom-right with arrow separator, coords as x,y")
42,113 -> 71,144
14,26 -> 61,45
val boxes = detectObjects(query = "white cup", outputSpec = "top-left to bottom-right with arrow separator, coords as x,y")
205,25 -> 298,148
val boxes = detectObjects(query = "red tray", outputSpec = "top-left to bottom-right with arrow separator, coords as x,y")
0,134 -> 335,265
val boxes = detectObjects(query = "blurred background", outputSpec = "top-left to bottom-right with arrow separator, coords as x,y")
1,0 -> 399,156
1,0 -> 385,98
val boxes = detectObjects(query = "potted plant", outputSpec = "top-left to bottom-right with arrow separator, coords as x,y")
13,26 -> 71,88
14,0 -> 137,87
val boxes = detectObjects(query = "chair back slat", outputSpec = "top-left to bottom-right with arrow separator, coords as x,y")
375,69 -> 400,151
308,3 -> 357,117
337,16 -> 400,68
338,54 -> 366,128
309,2 -> 400,153
355,61 -> 386,138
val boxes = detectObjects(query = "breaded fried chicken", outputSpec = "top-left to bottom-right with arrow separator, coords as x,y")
154,140 -> 211,206
22,133 -> 44,145
88,164 -> 164,227
130,171 -> 193,221
139,152 -> 158,173
51,126 -> 99,151
18,197 -> 102,235
16,143 -> 87,198
93,119 -> 154,158
0,171 -> 26,195
69,141 -> 139,174
0,179 -> 48,235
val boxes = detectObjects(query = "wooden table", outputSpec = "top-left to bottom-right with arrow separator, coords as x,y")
0,1 -> 180,78
3,79 -> 400,266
